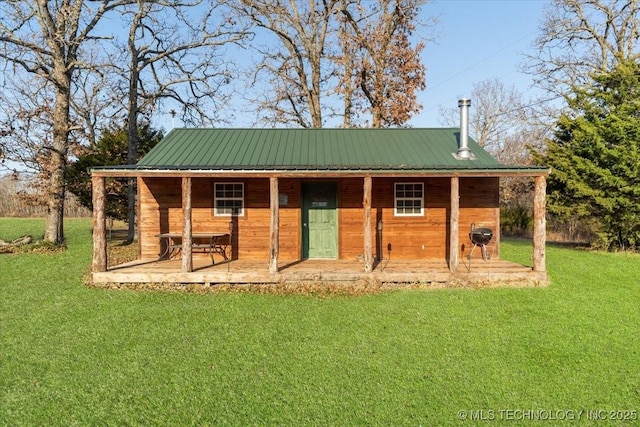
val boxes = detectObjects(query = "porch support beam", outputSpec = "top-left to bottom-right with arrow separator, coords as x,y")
92,175 -> 107,273
269,176 -> 279,273
449,176 -> 460,272
363,175 -> 373,272
533,175 -> 547,272
181,176 -> 193,273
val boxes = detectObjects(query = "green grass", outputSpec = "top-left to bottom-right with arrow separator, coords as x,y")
1,218 -> 639,426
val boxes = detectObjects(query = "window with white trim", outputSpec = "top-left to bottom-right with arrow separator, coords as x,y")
214,182 -> 244,216
394,182 -> 424,216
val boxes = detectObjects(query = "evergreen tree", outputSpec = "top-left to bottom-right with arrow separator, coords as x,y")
66,124 -> 163,222
534,61 -> 640,250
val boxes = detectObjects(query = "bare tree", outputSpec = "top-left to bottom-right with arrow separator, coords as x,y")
439,78 -> 529,159
339,0 -> 428,128
524,0 -> 640,98
235,0 -> 341,128
337,0 -> 358,128
116,0 -> 247,242
71,67 -> 124,150
234,0 -> 429,128
0,0 -> 130,244
0,77 -> 54,178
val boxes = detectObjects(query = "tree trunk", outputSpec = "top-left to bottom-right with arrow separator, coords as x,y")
125,15 -> 141,244
44,77 -> 71,244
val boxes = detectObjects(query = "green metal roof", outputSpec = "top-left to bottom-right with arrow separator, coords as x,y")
133,128 -> 541,172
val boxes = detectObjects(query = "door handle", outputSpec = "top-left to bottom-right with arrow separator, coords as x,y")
303,223 -> 307,227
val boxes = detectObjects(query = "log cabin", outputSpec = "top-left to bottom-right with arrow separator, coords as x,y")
91,100 -> 550,286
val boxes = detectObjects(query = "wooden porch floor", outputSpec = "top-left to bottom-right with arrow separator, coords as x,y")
92,256 -> 548,288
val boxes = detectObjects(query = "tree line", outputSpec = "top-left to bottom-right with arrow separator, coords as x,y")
0,174 -> 90,218
1,0 -> 639,251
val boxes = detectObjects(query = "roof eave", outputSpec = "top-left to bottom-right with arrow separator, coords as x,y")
91,165 -> 550,178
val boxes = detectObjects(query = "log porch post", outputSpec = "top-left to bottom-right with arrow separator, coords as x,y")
92,175 -> 107,272
363,175 -> 373,272
449,176 -> 460,272
269,176 -> 279,273
533,175 -> 547,272
181,176 -> 193,273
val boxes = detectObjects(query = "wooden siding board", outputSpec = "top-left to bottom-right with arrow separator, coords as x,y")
459,177 -> 500,260
138,176 -> 500,263
338,178 -> 365,259
372,177 -> 449,259
140,177 -> 302,261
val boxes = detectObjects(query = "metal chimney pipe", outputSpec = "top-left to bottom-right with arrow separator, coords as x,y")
457,98 -> 471,159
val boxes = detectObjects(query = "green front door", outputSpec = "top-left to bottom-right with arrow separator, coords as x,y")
302,182 -> 338,258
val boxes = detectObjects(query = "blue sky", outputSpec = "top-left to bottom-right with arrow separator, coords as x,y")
410,0 -> 547,127
158,0 -> 548,131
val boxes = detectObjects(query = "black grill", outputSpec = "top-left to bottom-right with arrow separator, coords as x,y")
469,227 -> 492,246
468,226 -> 492,261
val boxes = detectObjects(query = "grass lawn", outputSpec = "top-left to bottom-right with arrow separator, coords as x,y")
1,218 -> 639,426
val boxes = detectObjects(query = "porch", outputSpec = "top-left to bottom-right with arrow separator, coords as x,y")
91,256 -> 548,287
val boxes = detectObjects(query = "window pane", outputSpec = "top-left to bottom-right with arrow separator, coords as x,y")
215,183 -> 244,216
395,182 -> 423,216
